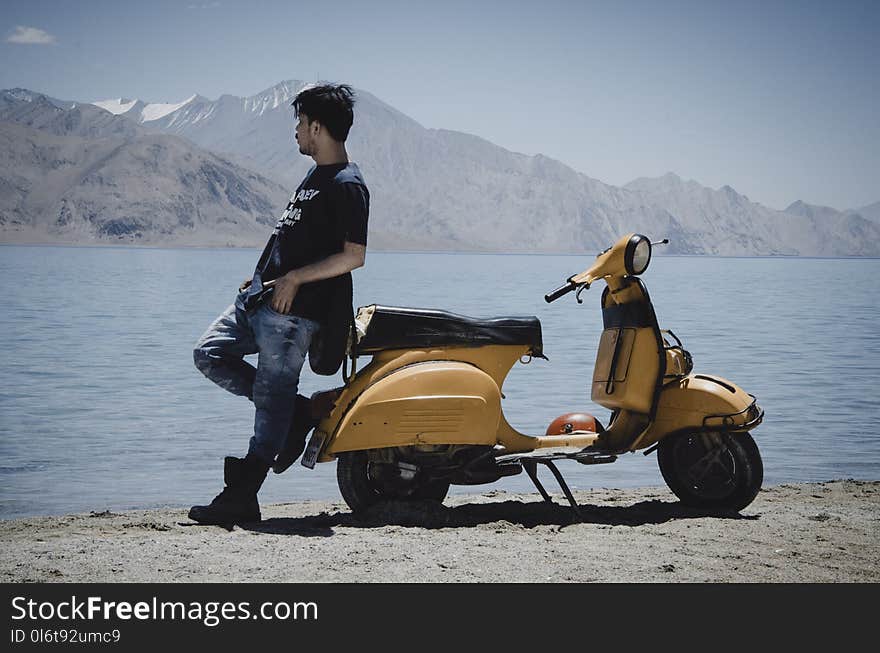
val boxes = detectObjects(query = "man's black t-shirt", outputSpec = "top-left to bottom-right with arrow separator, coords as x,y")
247,162 -> 369,323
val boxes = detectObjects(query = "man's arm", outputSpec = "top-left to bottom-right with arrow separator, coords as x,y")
268,241 -> 366,314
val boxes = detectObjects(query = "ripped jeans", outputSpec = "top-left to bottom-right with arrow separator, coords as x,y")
193,290 -> 319,463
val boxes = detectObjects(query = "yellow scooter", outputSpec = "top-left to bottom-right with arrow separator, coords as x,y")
299,233 -> 764,514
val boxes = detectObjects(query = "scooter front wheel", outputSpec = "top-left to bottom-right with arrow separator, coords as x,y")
657,431 -> 763,512
337,449 -> 451,513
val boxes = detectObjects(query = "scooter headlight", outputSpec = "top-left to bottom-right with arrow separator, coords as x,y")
625,234 -> 652,275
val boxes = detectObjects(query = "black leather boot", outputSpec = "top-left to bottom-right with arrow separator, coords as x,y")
273,388 -> 343,474
188,453 -> 270,526
272,394 -> 319,474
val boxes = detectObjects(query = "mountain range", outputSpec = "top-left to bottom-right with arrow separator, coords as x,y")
0,89 -> 288,246
1,81 -> 877,256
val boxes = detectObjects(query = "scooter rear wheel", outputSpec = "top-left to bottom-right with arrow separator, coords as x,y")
657,431 -> 763,512
337,449 -> 451,513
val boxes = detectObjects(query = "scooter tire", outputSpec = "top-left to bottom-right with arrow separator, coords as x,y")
657,431 -> 763,513
337,449 -> 450,514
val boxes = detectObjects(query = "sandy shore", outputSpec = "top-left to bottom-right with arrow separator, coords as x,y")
1,480 -> 878,583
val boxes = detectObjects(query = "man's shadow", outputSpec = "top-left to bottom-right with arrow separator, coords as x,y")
239,496 -> 758,537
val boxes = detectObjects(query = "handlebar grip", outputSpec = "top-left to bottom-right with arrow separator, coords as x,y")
544,282 -> 576,303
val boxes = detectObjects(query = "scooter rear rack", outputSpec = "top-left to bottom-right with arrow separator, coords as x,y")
496,449 -> 618,520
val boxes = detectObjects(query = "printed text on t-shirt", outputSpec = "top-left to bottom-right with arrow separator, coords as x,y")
274,189 -> 321,233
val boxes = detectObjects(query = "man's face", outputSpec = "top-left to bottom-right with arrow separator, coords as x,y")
294,114 -> 316,156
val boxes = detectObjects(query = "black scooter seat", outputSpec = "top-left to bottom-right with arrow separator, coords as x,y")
354,305 -> 545,358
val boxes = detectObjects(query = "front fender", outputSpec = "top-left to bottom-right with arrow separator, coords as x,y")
631,373 -> 763,450
325,361 -> 502,454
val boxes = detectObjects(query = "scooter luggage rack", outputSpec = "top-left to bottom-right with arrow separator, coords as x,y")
496,447 -> 618,520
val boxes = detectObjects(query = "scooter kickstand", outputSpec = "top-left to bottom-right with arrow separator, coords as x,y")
522,459 -> 584,521
543,460 -> 584,520
522,459 -> 554,504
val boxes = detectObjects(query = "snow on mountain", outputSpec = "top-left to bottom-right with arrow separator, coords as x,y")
141,94 -> 198,122
242,79 -> 301,116
92,97 -> 140,115
92,94 -> 199,123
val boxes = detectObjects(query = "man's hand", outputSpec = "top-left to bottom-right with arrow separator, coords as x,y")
239,277 -> 252,291
263,243 -> 364,314
270,271 -> 301,314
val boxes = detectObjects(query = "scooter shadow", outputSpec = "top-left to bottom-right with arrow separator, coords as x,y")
243,496 -> 757,537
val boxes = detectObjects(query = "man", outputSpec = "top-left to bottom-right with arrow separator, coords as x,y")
189,83 -> 369,526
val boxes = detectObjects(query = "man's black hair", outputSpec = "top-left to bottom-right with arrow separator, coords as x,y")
291,83 -> 356,142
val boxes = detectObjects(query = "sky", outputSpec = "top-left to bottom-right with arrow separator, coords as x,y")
1,0 -> 877,211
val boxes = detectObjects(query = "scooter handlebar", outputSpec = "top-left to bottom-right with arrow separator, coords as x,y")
544,281 -> 576,303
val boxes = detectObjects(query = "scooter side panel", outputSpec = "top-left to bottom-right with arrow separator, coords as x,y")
629,373 -> 758,450
326,361 -> 502,453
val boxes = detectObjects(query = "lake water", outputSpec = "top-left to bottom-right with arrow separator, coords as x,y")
1,245 -> 878,519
